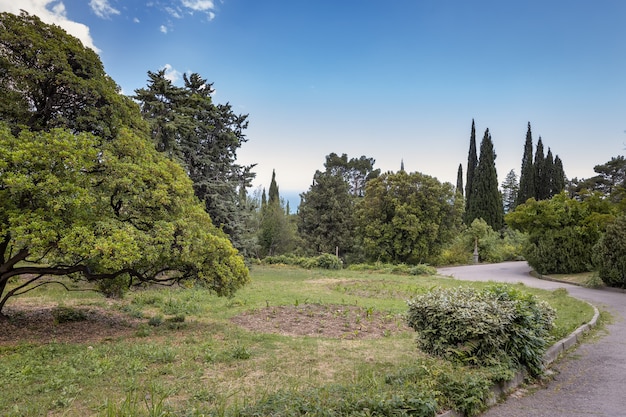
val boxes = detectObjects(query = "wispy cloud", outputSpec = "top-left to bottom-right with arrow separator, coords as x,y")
162,64 -> 181,83
181,0 -> 216,20
165,6 -> 182,19
89,0 -> 120,19
159,24 -> 168,34
0,0 -> 100,52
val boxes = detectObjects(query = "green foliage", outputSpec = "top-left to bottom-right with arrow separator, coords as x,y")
134,70 -> 256,255
262,254 -> 342,270
593,215 -> 626,288
406,285 -> 556,377
52,307 -> 87,324
506,192 -> 615,274
355,171 -> 463,265
298,170 -> 356,256
0,11 -> 144,140
237,381 -> 437,417
516,122 -> 535,206
464,119 -> 478,224
465,129 -> 504,230
0,124 -> 249,312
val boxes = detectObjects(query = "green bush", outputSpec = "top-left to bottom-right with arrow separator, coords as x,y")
262,254 -> 342,270
593,215 -> 626,288
406,285 -> 555,377
52,306 -> 87,324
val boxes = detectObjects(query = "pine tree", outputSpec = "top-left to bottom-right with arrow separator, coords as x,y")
534,137 -> 548,200
464,119 -> 478,223
456,163 -> 464,197
517,122 -> 535,206
501,169 -> 519,213
466,129 -> 504,230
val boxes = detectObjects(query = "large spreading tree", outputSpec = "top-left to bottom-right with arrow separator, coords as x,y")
355,171 -> 463,264
0,11 -> 143,139
0,12 -> 249,313
0,126 -> 249,313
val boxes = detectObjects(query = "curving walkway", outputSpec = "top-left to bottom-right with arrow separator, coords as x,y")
437,262 -> 626,417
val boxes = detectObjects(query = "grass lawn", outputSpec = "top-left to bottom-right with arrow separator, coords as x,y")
0,265 -> 595,417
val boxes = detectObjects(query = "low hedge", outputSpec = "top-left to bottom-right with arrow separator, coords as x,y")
406,285 -> 555,377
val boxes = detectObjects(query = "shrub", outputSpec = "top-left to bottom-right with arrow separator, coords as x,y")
406,285 -> 555,377
52,306 -> 87,324
593,215 -> 626,288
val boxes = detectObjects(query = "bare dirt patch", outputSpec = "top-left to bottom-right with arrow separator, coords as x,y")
0,304 -> 140,346
231,304 -> 410,339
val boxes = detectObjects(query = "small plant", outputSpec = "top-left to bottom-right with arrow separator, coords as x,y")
52,306 -> 87,324
230,344 -> 251,360
148,315 -> 164,327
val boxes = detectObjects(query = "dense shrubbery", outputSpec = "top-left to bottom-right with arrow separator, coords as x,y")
262,253 -> 343,270
406,285 -> 555,377
593,215 -> 626,288
438,219 -> 525,266
347,263 -> 437,276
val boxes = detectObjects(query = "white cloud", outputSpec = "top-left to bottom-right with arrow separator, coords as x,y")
159,24 -> 168,33
181,0 -> 214,12
162,64 -> 181,83
0,0 -> 100,52
133,17 -> 140,23
165,6 -> 182,19
89,0 -> 120,19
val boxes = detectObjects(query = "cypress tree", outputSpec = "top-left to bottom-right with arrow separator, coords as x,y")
466,129 -> 504,230
553,155 -> 566,194
517,122 -> 535,206
268,169 -> 280,206
501,169 -> 519,214
534,137 -> 548,200
456,163 -> 464,197
545,148 -> 555,198
464,119 -> 478,223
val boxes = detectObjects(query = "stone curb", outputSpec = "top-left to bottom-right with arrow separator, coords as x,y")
436,302 -> 600,417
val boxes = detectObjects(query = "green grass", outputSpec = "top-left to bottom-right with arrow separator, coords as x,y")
0,265 -> 596,416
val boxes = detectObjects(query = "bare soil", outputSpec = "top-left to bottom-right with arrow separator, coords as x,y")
0,303 -> 140,346
0,301 -> 410,346
231,303 -> 410,339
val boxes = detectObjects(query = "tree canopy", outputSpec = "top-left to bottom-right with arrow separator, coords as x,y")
355,171 -> 462,264
0,11 -> 142,139
0,125 -> 249,313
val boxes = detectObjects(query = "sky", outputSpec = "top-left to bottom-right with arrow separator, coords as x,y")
2,0 -> 625,206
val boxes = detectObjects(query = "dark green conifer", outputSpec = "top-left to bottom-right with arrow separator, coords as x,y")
466,129 -> 504,230
464,119 -> 478,223
553,155 -> 566,194
456,163 -> 464,197
534,137 -> 548,200
517,122 -> 535,206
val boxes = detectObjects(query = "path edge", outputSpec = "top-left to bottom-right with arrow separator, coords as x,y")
436,302 -> 600,417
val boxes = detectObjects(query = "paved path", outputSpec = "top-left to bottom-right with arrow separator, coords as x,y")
437,262 -> 626,417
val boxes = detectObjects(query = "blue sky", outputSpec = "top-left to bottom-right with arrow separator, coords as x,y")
2,1 -> 625,205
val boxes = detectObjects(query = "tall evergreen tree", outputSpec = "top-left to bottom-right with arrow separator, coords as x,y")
545,148 -> 555,197
324,153 -> 380,197
464,119 -> 478,223
466,129 -> 504,230
517,122 -> 535,206
268,169 -> 280,205
456,163 -> 464,197
135,70 -> 256,254
501,169 -> 519,213
553,155 -> 566,195
534,137 -> 548,200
